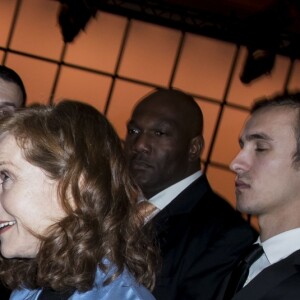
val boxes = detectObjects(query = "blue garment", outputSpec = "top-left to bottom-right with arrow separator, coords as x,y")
10,266 -> 155,300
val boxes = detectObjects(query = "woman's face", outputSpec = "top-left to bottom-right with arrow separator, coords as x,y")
0,134 -> 66,258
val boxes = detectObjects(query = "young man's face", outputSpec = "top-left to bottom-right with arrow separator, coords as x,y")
230,107 -> 300,225
0,79 -> 23,116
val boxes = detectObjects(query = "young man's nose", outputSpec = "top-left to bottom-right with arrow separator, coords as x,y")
230,150 -> 249,174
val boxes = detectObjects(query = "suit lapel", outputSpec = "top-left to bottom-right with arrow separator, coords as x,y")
232,249 -> 300,300
149,176 -> 210,234
152,176 -> 210,224
148,176 -> 210,255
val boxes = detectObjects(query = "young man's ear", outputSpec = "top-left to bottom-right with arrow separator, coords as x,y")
189,135 -> 204,161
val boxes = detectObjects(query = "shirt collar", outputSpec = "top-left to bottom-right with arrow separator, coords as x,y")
148,171 -> 202,210
259,228 -> 300,264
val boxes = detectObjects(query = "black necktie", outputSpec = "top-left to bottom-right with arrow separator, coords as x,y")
223,244 -> 264,300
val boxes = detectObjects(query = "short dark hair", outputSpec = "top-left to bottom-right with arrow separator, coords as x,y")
251,92 -> 300,165
0,65 -> 27,106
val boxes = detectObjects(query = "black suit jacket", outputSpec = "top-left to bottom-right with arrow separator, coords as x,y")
227,249 -> 300,300
0,284 -> 11,300
147,175 -> 257,300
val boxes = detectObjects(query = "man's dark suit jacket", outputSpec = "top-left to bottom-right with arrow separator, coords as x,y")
218,249 -> 300,300
147,175 -> 258,300
0,284 -> 11,300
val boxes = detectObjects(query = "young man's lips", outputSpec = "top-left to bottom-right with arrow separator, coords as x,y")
235,179 -> 251,189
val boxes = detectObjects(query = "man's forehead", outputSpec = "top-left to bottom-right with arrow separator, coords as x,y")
242,107 -> 297,137
131,95 -> 198,135
133,97 -> 184,120
0,79 -> 23,108
129,112 -> 180,129
249,106 -> 296,124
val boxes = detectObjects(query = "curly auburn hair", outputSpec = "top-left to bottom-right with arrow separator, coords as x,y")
0,100 -> 158,292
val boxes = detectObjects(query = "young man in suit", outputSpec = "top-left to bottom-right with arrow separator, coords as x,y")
124,88 -> 257,300
223,92 -> 300,299
0,65 -> 26,300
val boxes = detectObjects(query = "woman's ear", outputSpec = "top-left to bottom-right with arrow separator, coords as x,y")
189,135 -> 204,161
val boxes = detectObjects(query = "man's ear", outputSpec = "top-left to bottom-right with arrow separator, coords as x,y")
189,135 -> 204,161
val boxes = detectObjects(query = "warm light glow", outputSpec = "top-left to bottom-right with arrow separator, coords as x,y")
0,0 -> 296,209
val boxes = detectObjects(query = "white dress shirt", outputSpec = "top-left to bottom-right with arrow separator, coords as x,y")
245,227 -> 300,286
143,171 -> 202,222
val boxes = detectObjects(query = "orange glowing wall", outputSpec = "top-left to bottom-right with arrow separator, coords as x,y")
1,0 -> 299,229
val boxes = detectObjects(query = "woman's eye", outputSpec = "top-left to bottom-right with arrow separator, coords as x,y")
0,172 -> 10,185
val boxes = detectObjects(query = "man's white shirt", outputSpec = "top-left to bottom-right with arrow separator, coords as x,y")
142,171 -> 202,222
245,227 -> 300,286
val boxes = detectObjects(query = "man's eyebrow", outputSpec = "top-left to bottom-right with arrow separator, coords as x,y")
126,120 -> 136,127
239,132 -> 273,144
247,132 -> 273,141
127,118 -> 178,129
0,102 -> 16,108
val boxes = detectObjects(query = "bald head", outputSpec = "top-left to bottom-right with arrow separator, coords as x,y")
125,88 -> 204,198
134,89 -> 203,139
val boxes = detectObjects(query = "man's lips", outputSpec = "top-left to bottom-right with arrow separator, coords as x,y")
235,179 -> 251,189
130,159 -> 152,170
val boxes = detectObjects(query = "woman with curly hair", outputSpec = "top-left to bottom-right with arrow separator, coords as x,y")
0,100 -> 158,300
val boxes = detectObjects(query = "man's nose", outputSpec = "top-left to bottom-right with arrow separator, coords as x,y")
230,150 -> 248,174
132,133 -> 151,154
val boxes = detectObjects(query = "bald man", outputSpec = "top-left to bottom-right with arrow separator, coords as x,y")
125,88 -> 257,300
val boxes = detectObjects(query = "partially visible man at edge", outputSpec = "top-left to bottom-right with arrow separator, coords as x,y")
124,88 -> 257,300
0,65 -> 26,115
0,64 -> 26,300
217,92 -> 300,300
